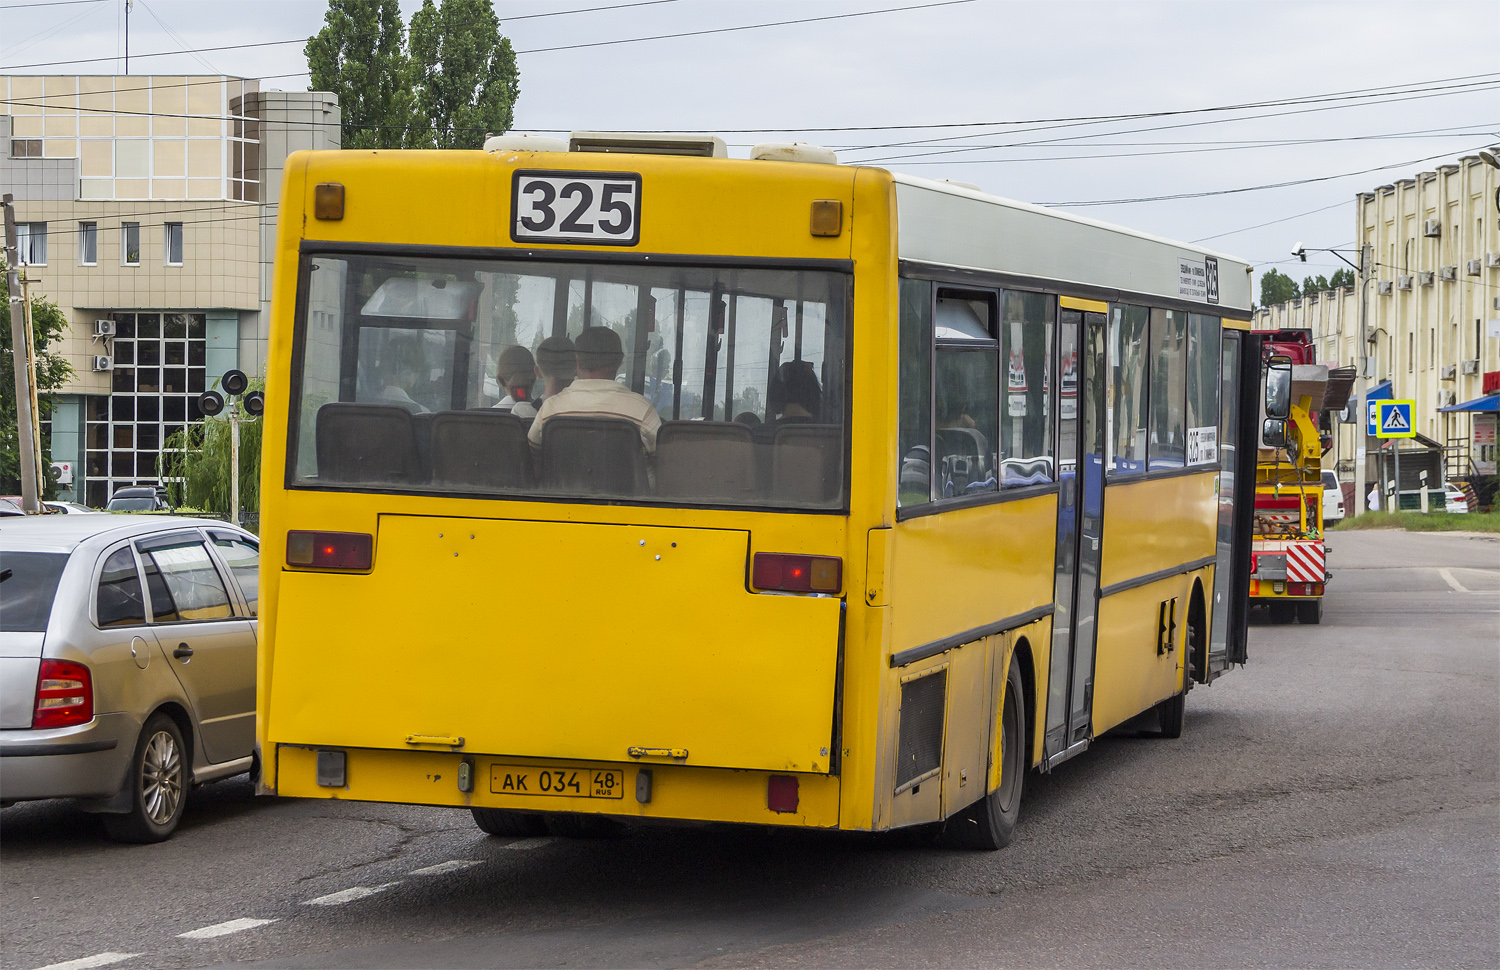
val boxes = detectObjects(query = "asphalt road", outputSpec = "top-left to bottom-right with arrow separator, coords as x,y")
3,529 -> 1496,970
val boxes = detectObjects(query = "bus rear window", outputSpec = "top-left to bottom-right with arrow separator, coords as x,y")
0,552 -> 69,632
289,254 -> 850,510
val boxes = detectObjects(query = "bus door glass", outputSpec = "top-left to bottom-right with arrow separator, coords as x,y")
1209,330 -> 1243,666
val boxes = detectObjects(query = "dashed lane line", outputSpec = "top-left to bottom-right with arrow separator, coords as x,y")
1438,568 -> 1471,593
409,859 -> 481,876
33,955 -> 140,970
177,918 -> 278,940
302,883 -> 402,907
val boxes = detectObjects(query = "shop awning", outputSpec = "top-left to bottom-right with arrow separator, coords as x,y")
1438,394 -> 1500,413
1366,380 -> 1393,401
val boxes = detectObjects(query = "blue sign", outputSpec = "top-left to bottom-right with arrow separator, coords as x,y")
1376,400 -> 1416,439
1368,400 -> 1379,436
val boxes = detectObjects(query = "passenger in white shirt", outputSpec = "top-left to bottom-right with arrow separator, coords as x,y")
492,344 -> 538,419
528,327 -> 662,453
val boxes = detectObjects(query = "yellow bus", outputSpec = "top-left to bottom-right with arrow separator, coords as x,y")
256,133 -> 1261,848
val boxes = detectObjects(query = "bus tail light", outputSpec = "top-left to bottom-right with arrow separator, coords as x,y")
752,553 -> 842,593
767,775 -> 799,813
33,660 -> 94,729
287,531 -> 373,570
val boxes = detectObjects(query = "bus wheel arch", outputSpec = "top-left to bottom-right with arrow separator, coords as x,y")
1188,580 -> 1209,685
945,650 -> 1026,850
1010,635 -> 1037,770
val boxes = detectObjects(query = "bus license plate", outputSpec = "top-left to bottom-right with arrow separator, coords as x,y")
489,765 -> 625,799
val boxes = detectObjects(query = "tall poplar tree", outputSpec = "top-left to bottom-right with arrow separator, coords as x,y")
306,0 -> 413,149
408,0 -> 520,150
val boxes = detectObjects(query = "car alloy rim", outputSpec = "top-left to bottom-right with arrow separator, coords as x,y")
142,729 -> 183,824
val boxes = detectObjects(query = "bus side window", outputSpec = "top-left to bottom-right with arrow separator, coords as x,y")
1187,314 -> 1222,464
1110,305 -> 1150,476
998,290 -> 1055,486
933,290 -> 1000,498
1148,308 -> 1187,470
897,279 -> 932,506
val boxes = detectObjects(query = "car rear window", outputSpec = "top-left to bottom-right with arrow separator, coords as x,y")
0,552 -> 69,632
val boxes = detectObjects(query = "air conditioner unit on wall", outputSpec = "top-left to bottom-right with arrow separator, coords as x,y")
1418,271 -> 1435,286
1485,252 -> 1500,268
1461,359 -> 1480,375
1423,218 -> 1442,237
1377,280 -> 1394,295
1438,390 -> 1455,407
1440,364 -> 1457,380
1467,259 -> 1484,276
1439,265 -> 1458,282
1398,275 -> 1414,290
93,319 -> 115,337
92,355 -> 112,371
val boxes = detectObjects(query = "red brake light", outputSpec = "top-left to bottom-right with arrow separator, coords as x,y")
752,553 -> 842,594
33,659 -> 94,729
287,531 -> 373,570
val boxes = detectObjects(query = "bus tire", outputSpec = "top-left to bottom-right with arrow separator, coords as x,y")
1297,599 -> 1323,624
945,656 -> 1025,851
1155,691 -> 1185,739
470,808 -> 546,837
544,813 -> 627,839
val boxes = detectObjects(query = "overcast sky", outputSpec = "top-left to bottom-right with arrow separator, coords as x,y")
3,0 -> 1497,301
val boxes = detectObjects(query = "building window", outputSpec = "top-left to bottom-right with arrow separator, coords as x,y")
79,222 -> 98,266
10,139 -> 41,158
16,222 -> 46,265
1407,332 -> 1414,373
164,223 -> 183,266
121,222 -> 140,266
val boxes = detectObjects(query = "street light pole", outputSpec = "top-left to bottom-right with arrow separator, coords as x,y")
1353,241 -> 1372,518
230,399 -> 241,528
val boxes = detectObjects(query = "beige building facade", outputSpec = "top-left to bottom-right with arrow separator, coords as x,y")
1253,154 -> 1500,480
2,75 -> 338,506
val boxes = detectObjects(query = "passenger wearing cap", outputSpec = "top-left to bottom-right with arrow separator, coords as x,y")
492,344 -> 538,418
534,335 -> 577,406
528,326 -> 662,453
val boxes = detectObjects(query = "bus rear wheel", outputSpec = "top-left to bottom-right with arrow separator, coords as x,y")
470,808 -> 546,837
945,655 -> 1025,851
1297,599 -> 1323,624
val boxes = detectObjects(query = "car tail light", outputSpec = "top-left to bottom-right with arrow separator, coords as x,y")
33,659 -> 94,729
287,531 -> 373,570
752,553 -> 841,594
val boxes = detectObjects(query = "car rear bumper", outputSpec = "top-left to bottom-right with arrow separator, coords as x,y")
0,712 -> 139,802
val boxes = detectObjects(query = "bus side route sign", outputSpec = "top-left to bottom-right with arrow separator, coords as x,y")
1375,399 -> 1416,438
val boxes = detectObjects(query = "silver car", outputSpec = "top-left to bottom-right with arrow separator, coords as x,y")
0,515 -> 259,842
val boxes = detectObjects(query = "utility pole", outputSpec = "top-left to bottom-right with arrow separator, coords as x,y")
230,398 -> 241,528
4,194 -> 41,512
21,274 -> 45,487
1352,241 -> 1372,518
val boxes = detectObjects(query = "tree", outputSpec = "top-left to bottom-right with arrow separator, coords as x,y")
160,380 -> 263,524
408,0 -> 520,150
1259,268 -> 1299,307
306,0 -> 412,150
1,277 -> 73,497
1329,268 -> 1355,289
1301,274 -> 1331,295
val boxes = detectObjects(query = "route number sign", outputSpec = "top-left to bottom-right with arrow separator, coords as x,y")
512,170 -> 642,246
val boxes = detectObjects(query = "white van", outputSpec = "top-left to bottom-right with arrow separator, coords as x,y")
1321,471 -> 1345,526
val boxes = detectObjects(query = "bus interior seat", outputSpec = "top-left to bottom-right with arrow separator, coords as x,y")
771,424 -> 841,503
655,421 -> 756,499
539,416 -> 649,496
1001,456 -> 1054,487
429,410 -> 530,489
316,403 -> 423,484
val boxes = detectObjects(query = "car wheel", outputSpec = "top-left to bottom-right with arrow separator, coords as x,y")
470,808 -> 546,837
102,713 -> 188,844
1297,599 -> 1324,625
943,655 -> 1025,850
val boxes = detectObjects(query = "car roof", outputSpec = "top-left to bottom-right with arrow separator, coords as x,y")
0,514 -> 248,554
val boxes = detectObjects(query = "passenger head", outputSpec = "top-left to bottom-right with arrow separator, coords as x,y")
534,335 -> 577,394
496,345 -> 536,398
377,336 -> 423,390
773,360 -> 821,419
733,411 -> 762,428
575,326 -> 626,380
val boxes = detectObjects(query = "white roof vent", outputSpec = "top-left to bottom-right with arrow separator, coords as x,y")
938,178 -> 982,192
570,131 -> 727,158
751,142 -> 838,165
484,132 -> 568,153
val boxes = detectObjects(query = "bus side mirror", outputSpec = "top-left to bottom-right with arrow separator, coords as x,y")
1265,356 -> 1293,420
1262,418 -> 1288,449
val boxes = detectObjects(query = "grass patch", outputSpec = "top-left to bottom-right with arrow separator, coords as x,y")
1332,510 -> 1500,533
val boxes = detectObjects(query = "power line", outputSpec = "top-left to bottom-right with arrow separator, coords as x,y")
1191,201 -> 1352,244
0,0 -> 104,8
502,0 -> 680,21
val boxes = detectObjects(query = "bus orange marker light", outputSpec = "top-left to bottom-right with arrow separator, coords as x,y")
809,200 -> 842,236
287,530 -> 373,569
767,775 -> 799,813
314,182 -> 345,220
752,553 -> 842,593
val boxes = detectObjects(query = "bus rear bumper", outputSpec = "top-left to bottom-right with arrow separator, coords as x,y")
273,744 -> 842,829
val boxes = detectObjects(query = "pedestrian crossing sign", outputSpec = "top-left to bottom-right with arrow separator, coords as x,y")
1375,399 -> 1416,438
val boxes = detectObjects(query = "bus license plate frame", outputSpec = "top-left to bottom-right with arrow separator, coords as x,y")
489,765 -> 625,799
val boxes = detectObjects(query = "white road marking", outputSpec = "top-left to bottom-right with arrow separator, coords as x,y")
1438,568 -> 1470,593
408,859 -> 480,876
177,917 -> 277,940
33,955 -> 139,970
301,882 -> 400,907
502,837 -> 554,850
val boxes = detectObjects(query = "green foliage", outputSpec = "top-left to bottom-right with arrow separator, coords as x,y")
1329,268 -> 1355,289
409,0 -> 520,150
1258,268 -> 1299,307
1332,510 -> 1499,533
1,276 -> 74,496
1300,274 -> 1330,295
159,382 -> 263,522
307,0 -> 520,151
306,0 -> 413,150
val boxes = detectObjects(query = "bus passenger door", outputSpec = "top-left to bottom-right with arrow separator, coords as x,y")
1208,330 -> 1261,673
1044,309 -> 1106,765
